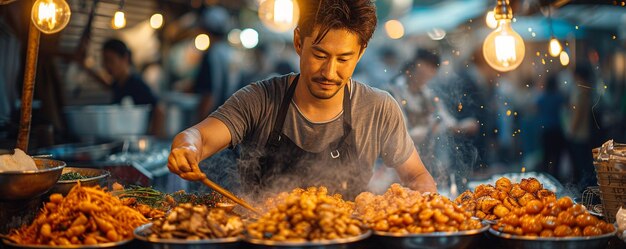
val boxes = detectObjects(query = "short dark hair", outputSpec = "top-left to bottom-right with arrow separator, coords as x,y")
401,48 -> 440,73
102,38 -> 131,59
296,0 -> 377,47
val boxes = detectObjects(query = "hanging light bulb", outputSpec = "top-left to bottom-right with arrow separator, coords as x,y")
548,36 -> 562,57
258,0 -> 300,32
482,0 -> 525,72
485,10 -> 497,29
111,11 -> 126,29
150,13 -> 163,29
194,34 -> 210,51
31,0 -> 71,34
559,50 -> 569,66
385,20 -> 404,39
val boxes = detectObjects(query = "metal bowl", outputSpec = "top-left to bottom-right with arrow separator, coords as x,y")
370,224 -> 488,249
1,238 -> 132,249
0,158 -> 65,201
243,230 -> 372,249
487,228 -> 617,249
49,167 -> 110,196
134,223 -> 240,249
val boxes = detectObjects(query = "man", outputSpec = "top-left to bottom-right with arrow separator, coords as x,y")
101,39 -> 165,136
168,0 -> 436,200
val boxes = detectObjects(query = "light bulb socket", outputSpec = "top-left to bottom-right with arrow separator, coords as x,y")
494,0 -> 513,20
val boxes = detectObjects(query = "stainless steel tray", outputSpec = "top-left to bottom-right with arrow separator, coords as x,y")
243,230 -> 371,249
134,223 -> 240,249
370,223 -> 488,249
1,238 -> 132,249
487,227 -> 616,249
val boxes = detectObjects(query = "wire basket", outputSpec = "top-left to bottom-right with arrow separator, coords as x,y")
582,186 -> 604,217
593,140 -> 626,223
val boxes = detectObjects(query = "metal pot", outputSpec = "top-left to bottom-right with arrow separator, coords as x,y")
0,158 -> 66,201
63,104 -> 151,140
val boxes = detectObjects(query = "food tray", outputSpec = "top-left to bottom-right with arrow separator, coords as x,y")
134,223 -> 240,249
243,230 -> 371,249
370,223 -> 488,249
1,238 -> 132,249
487,227 -> 616,249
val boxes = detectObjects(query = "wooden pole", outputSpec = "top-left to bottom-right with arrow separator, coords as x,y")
16,22 -> 41,152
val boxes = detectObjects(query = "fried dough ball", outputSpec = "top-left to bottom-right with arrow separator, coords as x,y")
493,205 -> 510,218
494,197 -> 614,238
517,193 -> 537,207
356,186 -> 482,234
454,190 -> 474,205
509,184 -> 526,198
502,197 -> 521,211
477,196 -> 501,213
519,178 -> 542,194
536,189 -> 556,201
474,184 -> 497,198
495,177 -> 513,193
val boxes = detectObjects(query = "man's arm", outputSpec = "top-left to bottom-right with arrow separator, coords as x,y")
167,117 -> 231,180
394,147 -> 437,193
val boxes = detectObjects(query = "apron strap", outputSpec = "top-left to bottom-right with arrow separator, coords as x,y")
267,74 -> 299,148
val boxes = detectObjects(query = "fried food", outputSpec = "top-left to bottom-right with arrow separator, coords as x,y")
493,197 -> 615,237
519,178 -> 543,194
456,177 -> 557,221
495,177 -> 513,193
8,183 -> 148,246
149,203 -> 243,240
355,184 -> 483,234
247,186 -> 365,242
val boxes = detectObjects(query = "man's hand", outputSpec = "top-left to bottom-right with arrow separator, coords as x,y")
168,145 -> 205,181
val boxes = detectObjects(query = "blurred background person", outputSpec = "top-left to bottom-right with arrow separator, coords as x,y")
535,74 -> 567,181
566,62 -> 597,192
102,38 -> 165,136
193,7 -> 236,121
384,48 -> 478,195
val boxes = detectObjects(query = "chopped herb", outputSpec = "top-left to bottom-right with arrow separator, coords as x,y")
59,172 -> 87,180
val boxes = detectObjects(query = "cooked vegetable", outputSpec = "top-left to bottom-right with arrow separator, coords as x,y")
59,172 -> 87,181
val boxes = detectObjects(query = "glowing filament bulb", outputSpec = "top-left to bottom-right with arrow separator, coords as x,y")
31,0 -> 71,34
274,0 -> 293,24
112,11 -> 126,29
483,19 -> 525,72
549,37 -> 562,57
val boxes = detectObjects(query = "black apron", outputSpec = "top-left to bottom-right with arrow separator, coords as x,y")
241,75 -> 368,200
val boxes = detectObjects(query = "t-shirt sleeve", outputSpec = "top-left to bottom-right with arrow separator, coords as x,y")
379,92 -> 414,168
209,82 -> 266,147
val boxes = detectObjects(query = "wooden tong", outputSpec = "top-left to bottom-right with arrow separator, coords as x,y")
199,177 -> 260,215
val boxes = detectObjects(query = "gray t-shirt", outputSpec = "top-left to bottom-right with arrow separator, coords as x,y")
210,73 -> 414,178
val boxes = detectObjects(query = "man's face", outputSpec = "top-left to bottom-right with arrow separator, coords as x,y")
102,50 -> 128,80
294,27 -> 365,99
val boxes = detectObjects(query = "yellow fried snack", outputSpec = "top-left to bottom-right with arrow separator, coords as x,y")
355,184 -> 482,234
455,177 -> 556,221
247,186 -> 365,242
9,183 -> 148,246
493,197 -> 615,237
